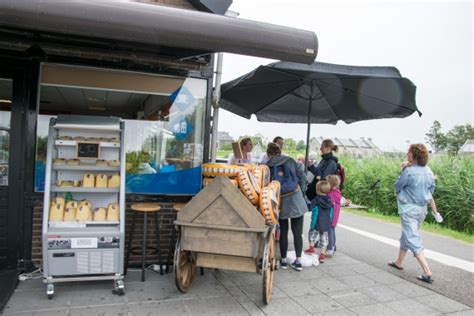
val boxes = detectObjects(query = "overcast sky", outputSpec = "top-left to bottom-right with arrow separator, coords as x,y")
217,0 -> 473,151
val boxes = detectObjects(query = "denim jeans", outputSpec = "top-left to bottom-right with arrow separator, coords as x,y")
400,207 -> 427,255
328,226 -> 336,252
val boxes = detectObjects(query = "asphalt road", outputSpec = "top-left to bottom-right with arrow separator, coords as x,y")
322,211 -> 474,307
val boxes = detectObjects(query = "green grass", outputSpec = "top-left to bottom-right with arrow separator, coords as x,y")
343,208 -> 474,244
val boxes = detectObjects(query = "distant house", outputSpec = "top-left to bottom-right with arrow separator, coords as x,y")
459,139 -> 474,155
217,131 -> 234,149
310,136 -> 382,157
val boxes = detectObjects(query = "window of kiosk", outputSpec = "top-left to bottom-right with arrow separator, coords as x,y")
0,79 -> 12,186
34,65 -> 206,195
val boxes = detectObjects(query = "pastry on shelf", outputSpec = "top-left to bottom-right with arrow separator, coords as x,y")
57,180 -> 74,187
108,160 -> 120,167
49,202 -> 64,221
93,207 -> 107,221
107,203 -> 119,221
51,196 -> 65,206
67,159 -> 80,166
108,137 -> 120,143
53,158 -> 66,165
79,200 -> 92,209
99,137 -> 109,142
65,201 -> 78,209
57,135 -> 72,140
73,180 -> 81,187
74,136 -> 86,141
82,173 -> 95,187
95,174 -> 108,188
75,204 -> 91,221
108,174 -> 120,188
63,208 -> 76,221
87,137 -> 100,142
96,159 -> 108,166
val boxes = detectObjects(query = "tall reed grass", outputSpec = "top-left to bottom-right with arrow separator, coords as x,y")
342,154 -> 474,234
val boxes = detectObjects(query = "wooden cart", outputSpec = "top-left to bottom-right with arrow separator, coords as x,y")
174,176 -> 276,304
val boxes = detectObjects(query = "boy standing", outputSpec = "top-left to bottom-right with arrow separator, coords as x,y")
304,181 -> 333,263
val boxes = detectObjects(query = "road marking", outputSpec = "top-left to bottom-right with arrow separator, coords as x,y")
338,224 -> 474,273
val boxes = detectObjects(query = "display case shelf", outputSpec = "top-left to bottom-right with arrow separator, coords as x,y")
53,165 -> 120,172
55,140 -> 120,148
51,186 -> 120,193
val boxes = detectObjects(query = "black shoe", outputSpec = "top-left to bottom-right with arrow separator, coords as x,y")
290,261 -> 302,271
280,260 -> 288,269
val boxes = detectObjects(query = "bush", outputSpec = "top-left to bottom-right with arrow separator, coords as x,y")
342,154 -> 474,234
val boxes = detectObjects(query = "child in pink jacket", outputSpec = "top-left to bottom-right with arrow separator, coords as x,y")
326,175 -> 342,257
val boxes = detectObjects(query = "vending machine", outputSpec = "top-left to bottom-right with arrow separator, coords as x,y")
42,115 -> 125,298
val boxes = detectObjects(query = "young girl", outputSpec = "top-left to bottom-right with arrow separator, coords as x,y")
326,175 -> 342,257
304,181 -> 333,263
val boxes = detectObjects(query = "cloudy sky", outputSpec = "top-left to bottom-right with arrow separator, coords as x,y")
217,0 -> 473,151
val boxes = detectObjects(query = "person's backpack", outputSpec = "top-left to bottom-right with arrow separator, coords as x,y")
269,164 -> 298,195
336,163 -> 346,190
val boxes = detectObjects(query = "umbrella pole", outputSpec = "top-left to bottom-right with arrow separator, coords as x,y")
304,84 -> 314,173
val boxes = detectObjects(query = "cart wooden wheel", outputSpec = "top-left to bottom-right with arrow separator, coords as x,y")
174,234 -> 197,293
262,228 -> 276,305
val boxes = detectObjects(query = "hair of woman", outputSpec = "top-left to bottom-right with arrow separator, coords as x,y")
321,139 -> 338,152
266,142 -> 281,157
409,143 -> 429,166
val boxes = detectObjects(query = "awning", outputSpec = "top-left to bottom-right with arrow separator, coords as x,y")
0,1 -> 318,64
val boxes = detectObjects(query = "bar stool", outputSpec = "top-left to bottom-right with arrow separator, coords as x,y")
124,203 -> 164,282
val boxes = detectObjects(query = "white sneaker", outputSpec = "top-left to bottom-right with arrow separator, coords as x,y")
433,212 -> 443,223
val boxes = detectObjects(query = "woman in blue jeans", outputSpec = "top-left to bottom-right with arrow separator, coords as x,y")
388,144 -> 435,284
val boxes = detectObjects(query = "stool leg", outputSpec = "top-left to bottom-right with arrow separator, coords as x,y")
124,210 -> 137,275
141,212 -> 148,282
154,212 -> 164,275
166,219 -> 177,273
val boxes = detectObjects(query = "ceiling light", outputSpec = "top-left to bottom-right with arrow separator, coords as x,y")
0,99 -> 12,103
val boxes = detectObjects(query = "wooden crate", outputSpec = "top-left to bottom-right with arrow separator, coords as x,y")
176,176 -> 266,259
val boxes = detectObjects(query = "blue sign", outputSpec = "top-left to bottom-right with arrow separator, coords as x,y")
170,87 -> 196,112
172,118 -> 193,141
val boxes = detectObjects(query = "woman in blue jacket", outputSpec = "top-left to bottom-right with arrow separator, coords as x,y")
389,144 -> 435,284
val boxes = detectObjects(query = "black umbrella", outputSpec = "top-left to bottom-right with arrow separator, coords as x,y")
220,61 -> 420,165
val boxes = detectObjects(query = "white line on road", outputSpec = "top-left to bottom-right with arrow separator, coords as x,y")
338,223 -> 474,273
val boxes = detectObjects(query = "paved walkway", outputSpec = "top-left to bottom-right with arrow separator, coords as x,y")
3,251 -> 472,315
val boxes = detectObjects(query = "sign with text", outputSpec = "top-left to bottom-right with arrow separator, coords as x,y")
76,142 -> 100,159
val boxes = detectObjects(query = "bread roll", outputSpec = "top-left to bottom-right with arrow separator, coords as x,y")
107,203 -> 119,221
95,174 -> 108,188
76,204 -> 91,221
93,207 -> 107,221
65,201 -> 78,209
67,159 -> 80,166
108,174 -> 120,188
52,196 -> 65,206
63,208 -> 76,221
49,203 -> 64,221
108,160 -> 120,167
53,159 -> 66,165
96,159 -> 108,166
83,173 -> 95,187
79,200 -> 92,209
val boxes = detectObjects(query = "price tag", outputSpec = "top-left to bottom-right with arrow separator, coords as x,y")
76,142 -> 100,159
71,238 -> 98,249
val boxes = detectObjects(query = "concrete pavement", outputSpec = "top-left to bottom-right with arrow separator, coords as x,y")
3,251 -> 472,315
